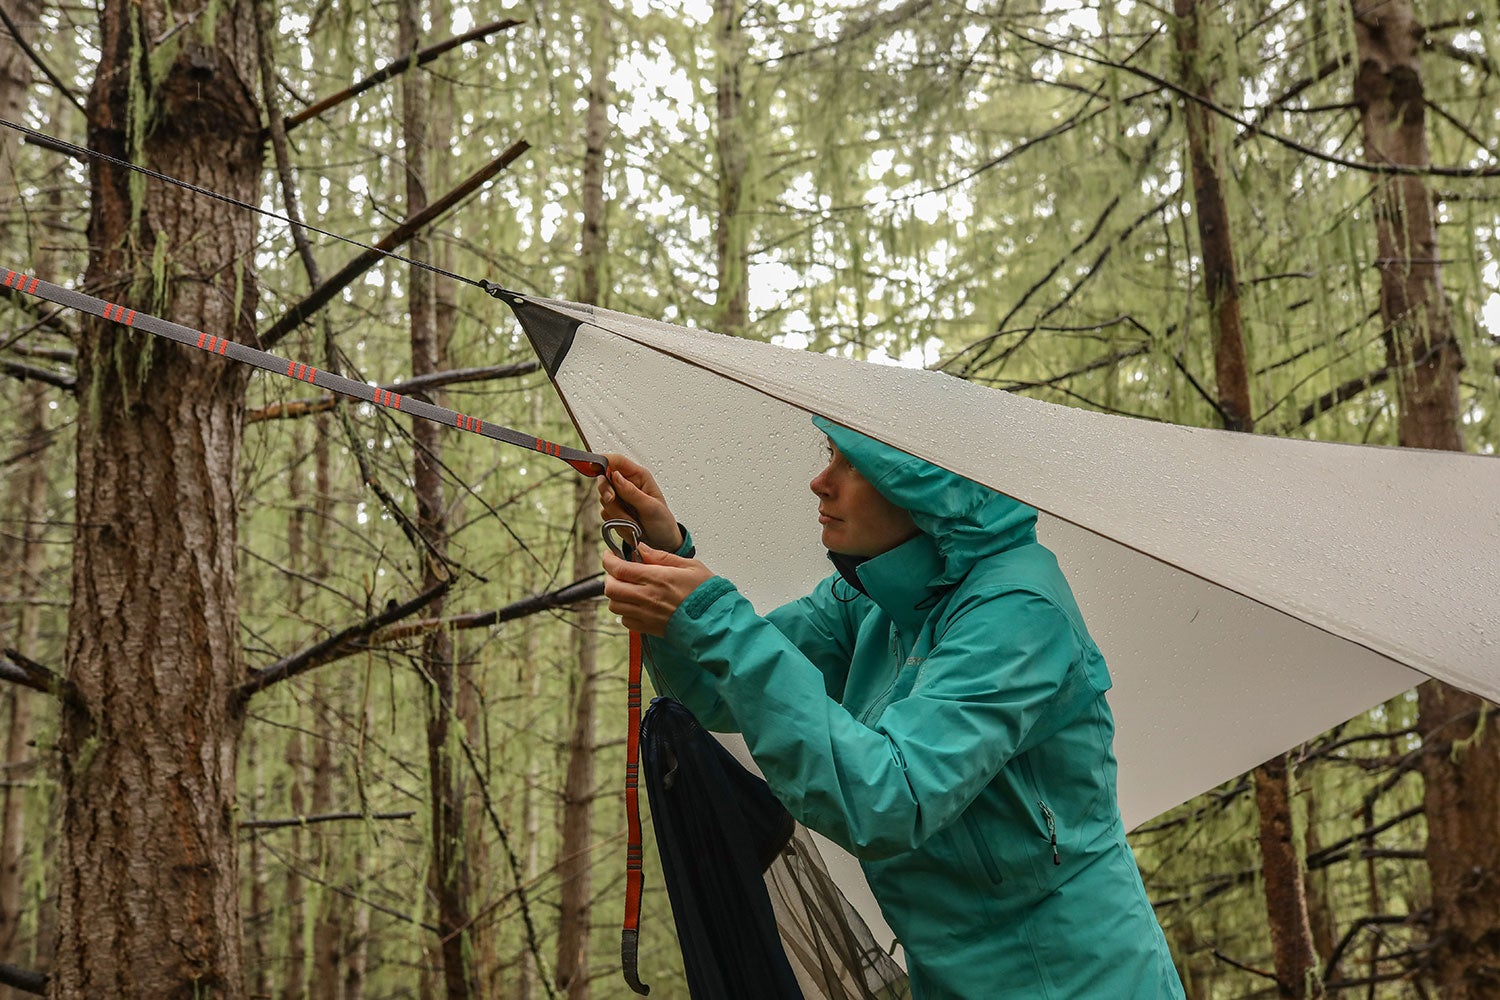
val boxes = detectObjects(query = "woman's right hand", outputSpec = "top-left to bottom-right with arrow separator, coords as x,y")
598,454 -> 685,552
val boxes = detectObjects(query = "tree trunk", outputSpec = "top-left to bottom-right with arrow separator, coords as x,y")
1252,753 -> 1322,999
713,0 -> 749,336
246,744 -> 270,999
1174,4 -> 1321,995
1,384 -> 48,970
55,0 -> 262,995
400,6 -> 477,997
284,726 -> 308,1000
283,433 -> 310,999
1171,0 -> 1250,435
1350,4 -> 1498,997
309,685 -> 341,998
0,0 -> 43,971
554,12 -> 611,995
514,622 -> 546,1000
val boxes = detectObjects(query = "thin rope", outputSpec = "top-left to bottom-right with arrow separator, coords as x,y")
0,116 -> 484,290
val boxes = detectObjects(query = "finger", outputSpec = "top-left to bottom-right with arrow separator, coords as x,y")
603,551 -> 656,584
611,469 -> 660,505
636,543 -> 691,567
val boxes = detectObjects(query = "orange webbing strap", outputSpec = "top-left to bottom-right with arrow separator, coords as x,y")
621,627 -> 650,995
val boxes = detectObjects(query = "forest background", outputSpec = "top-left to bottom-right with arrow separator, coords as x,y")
1,0 -> 1498,998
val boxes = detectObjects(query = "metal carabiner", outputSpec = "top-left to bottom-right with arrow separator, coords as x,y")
602,518 -> 643,561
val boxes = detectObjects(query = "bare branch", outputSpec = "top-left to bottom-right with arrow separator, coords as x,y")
0,356 -> 75,390
258,139 -> 531,350
1284,366 -> 1394,433
2,648 -> 87,718
280,19 -> 523,134
235,577 -> 454,704
240,810 -> 416,831
0,5 -> 86,115
0,962 -> 46,996
246,361 -> 540,424
1013,28 -> 1500,178
370,574 -> 604,645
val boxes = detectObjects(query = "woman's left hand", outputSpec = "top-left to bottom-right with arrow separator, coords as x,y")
603,544 -> 714,636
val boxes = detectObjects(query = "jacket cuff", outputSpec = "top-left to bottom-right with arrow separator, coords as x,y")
676,576 -> 736,623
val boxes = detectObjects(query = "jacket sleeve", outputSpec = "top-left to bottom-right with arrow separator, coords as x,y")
661,576 -> 1086,860
642,574 -> 863,731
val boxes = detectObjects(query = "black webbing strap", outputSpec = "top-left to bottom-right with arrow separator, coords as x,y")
2,267 -> 608,477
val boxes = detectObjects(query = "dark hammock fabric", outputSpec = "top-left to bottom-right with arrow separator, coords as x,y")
640,697 -> 805,1000
640,697 -> 913,999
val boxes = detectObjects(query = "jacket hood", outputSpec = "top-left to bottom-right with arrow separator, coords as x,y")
813,416 -> 1038,585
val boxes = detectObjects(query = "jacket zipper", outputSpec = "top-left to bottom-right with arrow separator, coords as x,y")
1038,801 -> 1060,866
860,625 -> 905,725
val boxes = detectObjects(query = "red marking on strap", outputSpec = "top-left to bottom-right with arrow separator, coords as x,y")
3,270 -> 17,288
218,338 -> 228,355
392,393 -> 401,410
123,309 -> 135,325
26,276 -> 39,294
198,332 -> 208,349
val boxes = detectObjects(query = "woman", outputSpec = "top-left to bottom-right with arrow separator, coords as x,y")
601,417 -> 1185,1000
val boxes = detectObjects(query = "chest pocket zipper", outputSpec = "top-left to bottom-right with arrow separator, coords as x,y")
1038,801 -> 1061,866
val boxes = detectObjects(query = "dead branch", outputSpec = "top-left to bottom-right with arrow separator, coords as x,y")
0,5 -> 86,116
1014,27 -> 1500,178
257,139 -> 531,350
280,19 -> 523,134
2,648 -> 87,718
240,810 -> 415,830
247,361 -> 540,423
0,356 -> 75,390
0,962 -> 45,996
370,574 -> 604,644
234,577 -> 454,704
1306,806 -> 1423,869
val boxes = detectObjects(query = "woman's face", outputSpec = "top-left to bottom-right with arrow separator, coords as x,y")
810,442 -> 919,557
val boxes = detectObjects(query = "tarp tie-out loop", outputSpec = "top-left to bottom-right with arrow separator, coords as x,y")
0,267 -> 609,478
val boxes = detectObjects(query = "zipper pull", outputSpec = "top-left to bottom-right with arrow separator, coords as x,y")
1039,801 -> 1060,866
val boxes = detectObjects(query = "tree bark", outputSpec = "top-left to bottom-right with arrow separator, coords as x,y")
0,383 -> 47,971
1174,4 -> 1321,995
554,12 -> 611,995
55,0 -> 262,995
1171,0 -> 1250,434
713,0 -> 750,336
0,5 -> 46,963
1350,4 -> 1498,997
401,6 -> 477,997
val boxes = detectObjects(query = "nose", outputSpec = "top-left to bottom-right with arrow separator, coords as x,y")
810,462 -> 833,498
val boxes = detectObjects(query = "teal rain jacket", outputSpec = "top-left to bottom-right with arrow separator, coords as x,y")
645,418 -> 1185,1000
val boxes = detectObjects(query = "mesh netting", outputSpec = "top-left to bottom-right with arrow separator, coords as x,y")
641,698 -> 910,1000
